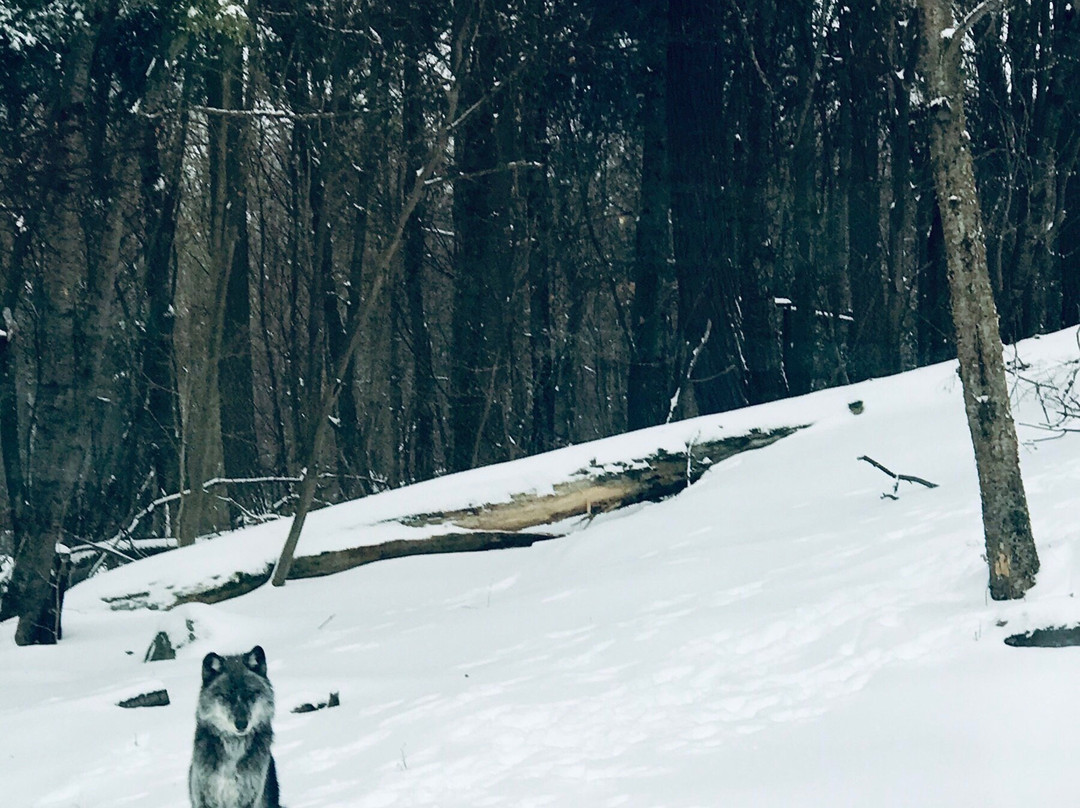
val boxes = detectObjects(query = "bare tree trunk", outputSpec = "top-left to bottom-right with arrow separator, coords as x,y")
668,0 -> 746,415
917,0 -> 1039,600
886,7 -> 921,371
0,237 -> 27,584
330,162 -> 373,493
627,0 -> 673,430
178,40 -> 246,545
738,2 -> 786,406
523,97 -> 558,453
1063,171 -> 1080,327
402,52 -> 439,479
134,58 -> 193,540
7,24 -> 101,643
846,7 -> 890,382
450,10 -> 514,471
217,47 -> 260,516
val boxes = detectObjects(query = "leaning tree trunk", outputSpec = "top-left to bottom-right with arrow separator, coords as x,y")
269,20 -> 470,586
917,0 -> 1039,600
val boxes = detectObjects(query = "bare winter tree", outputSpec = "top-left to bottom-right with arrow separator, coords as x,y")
916,0 -> 1039,599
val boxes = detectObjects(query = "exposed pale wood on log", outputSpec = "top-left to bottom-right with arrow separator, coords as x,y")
406,426 -> 807,531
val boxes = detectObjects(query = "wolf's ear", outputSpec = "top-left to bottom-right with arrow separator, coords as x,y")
244,645 -> 267,677
201,653 -> 224,686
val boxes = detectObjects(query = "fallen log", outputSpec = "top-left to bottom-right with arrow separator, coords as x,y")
100,568 -> 273,611
1004,625 -> 1080,647
404,426 -> 807,531
258,426 -> 804,588
289,531 -> 560,580
94,424 -> 806,609
99,532 -> 559,609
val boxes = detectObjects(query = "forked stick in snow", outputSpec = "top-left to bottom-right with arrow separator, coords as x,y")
858,455 -> 939,500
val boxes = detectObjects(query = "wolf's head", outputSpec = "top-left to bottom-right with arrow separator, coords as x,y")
197,645 -> 275,736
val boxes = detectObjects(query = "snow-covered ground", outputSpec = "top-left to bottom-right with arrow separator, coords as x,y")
4,328 -> 1080,807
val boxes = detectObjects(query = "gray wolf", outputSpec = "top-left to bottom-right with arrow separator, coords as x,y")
189,645 -> 280,808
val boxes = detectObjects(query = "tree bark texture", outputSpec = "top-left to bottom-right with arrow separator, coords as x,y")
917,0 -> 1039,600
217,34 -> 265,510
736,2 -> 787,407
668,0 -> 747,415
137,91 -> 185,526
523,100 -> 558,454
7,21 -> 103,642
178,38 -> 248,545
215,27 -> 259,503
402,53 -> 440,480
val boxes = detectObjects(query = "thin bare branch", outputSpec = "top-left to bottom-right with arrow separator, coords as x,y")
944,0 -> 1009,65
858,455 -> 939,489
667,319 -> 713,423
190,105 -> 368,121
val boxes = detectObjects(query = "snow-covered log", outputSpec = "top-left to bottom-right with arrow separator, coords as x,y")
93,424 -> 806,610
289,530 -> 560,580
400,426 -> 805,532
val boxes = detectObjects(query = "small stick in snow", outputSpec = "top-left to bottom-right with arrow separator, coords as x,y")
857,455 -> 939,498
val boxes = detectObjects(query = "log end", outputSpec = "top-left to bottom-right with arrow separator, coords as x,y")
118,689 -> 171,708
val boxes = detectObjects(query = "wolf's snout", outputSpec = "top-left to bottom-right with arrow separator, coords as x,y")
235,716 -> 249,732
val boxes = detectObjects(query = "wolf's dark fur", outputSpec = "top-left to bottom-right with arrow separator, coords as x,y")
189,645 -> 280,808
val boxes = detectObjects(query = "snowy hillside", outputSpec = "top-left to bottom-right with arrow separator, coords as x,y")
4,329 -> 1080,807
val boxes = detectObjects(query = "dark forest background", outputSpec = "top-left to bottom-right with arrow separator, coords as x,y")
0,0 -> 1077,609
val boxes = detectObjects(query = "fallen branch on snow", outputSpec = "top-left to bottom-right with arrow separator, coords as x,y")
857,455 -> 938,499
